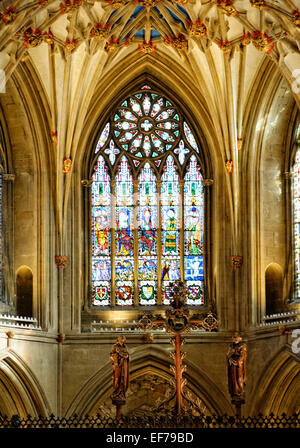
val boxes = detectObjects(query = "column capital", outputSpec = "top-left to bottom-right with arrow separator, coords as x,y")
2,173 -> 15,182
81,179 -> 93,187
283,172 -> 292,180
202,178 -> 214,187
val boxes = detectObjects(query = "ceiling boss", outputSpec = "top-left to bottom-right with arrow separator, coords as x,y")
2,0 -> 297,62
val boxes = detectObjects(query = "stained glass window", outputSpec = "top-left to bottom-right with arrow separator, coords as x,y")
90,86 -> 205,307
113,91 -> 179,159
293,149 -> 300,300
184,156 -> 204,305
115,156 -> 134,306
95,123 -> 110,154
91,155 -> 111,306
138,163 -> 157,305
161,156 -> 181,305
0,169 -> 2,296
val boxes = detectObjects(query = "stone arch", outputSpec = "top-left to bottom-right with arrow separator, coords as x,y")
265,263 -> 284,315
65,345 -> 231,418
243,64 -> 296,325
0,350 -> 51,417
250,348 -> 300,415
75,58 -> 221,321
79,55 -> 218,182
0,114 -> 13,312
1,64 -> 55,330
16,265 -> 33,318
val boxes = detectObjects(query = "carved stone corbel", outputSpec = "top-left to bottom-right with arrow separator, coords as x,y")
201,178 -> 214,187
2,174 -> 15,182
81,179 -> 93,187
283,172 -> 292,180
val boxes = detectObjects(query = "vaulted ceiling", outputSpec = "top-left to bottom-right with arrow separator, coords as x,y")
1,1 -> 299,152
0,0 -> 300,249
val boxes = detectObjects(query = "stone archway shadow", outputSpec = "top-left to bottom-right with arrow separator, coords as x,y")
65,344 -> 232,417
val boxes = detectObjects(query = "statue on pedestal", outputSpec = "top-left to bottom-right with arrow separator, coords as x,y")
110,336 -> 129,411
226,333 -> 247,401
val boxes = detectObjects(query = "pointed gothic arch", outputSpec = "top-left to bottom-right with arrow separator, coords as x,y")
0,350 -> 50,417
64,344 -> 231,418
87,84 -> 208,309
250,348 -> 300,415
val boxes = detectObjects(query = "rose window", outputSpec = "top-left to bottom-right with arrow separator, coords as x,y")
112,91 -> 183,159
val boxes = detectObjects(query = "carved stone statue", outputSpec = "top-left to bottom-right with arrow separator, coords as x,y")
110,336 -> 130,406
226,333 -> 247,399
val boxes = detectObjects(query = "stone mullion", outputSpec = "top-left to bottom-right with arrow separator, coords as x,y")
111,179 -> 116,307
180,179 -> 185,283
157,180 -> 162,305
202,179 -> 214,306
134,179 -> 139,307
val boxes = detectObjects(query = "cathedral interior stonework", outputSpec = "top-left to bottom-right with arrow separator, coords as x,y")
0,0 -> 299,423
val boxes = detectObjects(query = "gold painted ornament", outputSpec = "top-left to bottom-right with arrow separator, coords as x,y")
65,38 -> 78,53
292,10 -> 300,27
187,20 -> 207,37
1,7 -> 17,24
231,256 -> 243,269
60,0 -> 81,14
237,138 -> 243,151
43,30 -> 54,45
225,159 -> 233,174
138,40 -> 157,53
252,31 -> 274,53
217,0 -> 238,17
219,40 -> 232,53
63,158 -> 72,174
23,28 -> 44,48
90,23 -> 110,40
55,256 -> 68,268
37,0 -> 49,7
137,0 -> 160,6
241,33 -> 252,46
105,0 -> 128,8
51,131 -> 58,144
105,37 -> 121,52
165,34 -> 188,50
249,0 -> 265,9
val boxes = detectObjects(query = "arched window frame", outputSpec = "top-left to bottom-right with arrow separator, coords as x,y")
292,144 -> 300,302
0,119 -> 14,312
87,85 -> 210,310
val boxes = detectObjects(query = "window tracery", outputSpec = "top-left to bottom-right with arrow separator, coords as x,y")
90,85 -> 205,307
293,148 -> 300,300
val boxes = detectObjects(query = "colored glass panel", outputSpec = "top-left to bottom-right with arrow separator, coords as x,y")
104,140 -> 120,165
184,156 -> 204,305
184,122 -> 199,152
0,171 -> 2,295
91,87 -> 205,308
161,156 -> 180,304
138,163 -> 157,256
91,156 -> 111,306
92,282 -> 110,306
293,150 -> 300,299
115,156 -> 134,305
116,258 -> 134,281
140,280 -> 156,305
113,94 -> 179,158
138,164 -> 157,304
95,123 -> 110,154
115,281 -> 134,306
